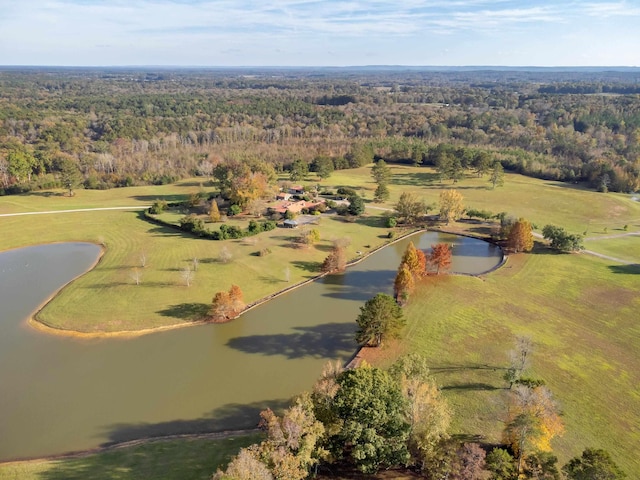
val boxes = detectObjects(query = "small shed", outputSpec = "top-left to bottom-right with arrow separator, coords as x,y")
283,219 -> 299,228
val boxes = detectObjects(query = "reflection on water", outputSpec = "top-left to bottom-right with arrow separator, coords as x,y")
0,232 -> 501,461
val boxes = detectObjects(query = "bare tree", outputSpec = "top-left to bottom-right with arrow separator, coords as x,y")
129,268 -> 142,286
139,250 -> 147,268
180,266 -> 194,287
218,246 -> 233,264
284,266 -> 291,282
505,336 -> 534,388
192,257 -> 199,271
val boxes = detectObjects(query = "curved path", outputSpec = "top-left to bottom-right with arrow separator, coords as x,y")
532,231 -> 639,265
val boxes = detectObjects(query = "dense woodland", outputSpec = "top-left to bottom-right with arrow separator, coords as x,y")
1,67 -> 639,195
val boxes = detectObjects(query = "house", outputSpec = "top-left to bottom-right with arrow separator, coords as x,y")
276,192 -> 293,201
269,199 -> 326,215
288,185 -> 305,195
283,219 -> 299,228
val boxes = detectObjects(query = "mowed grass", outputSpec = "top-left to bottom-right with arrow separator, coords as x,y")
391,251 -> 640,475
0,434 -> 261,480
0,196 -> 393,332
583,235 -> 640,263
326,165 -> 640,234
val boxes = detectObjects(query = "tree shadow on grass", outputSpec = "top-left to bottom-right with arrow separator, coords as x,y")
157,303 -> 210,322
130,194 -> 189,203
390,171 -> 440,186
608,264 -> 640,274
226,322 -> 357,360
291,260 -> 320,273
442,382 -> 501,391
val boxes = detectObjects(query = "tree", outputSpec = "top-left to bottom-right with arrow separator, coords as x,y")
523,451 -> 560,480
395,192 -> 428,225
228,284 -> 245,314
439,189 -> 465,225
562,448 -> 626,480
503,385 -> 564,473
374,182 -> 390,202
490,161 -> 505,189
400,242 -> 426,278
508,218 -> 535,253
389,354 -> 451,471
212,445 -> 273,480
355,293 -> 406,347
289,158 -> 309,182
129,267 -> 142,286
59,157 -> 82,196
428,243 -> 452,275
256,393 -> 327,480
180,266 -> 194,286
542,225 -> 584,252
210,200 -> 222,222
485,448 -> 517,480
311,155 -> 334,180
504,335 -> 534,388
394,263 -> 415,304
347,194 -> 365,216
451,443 -> 486,480
472,151 -> 492,177
326,366 -> 410,474
371,159 -> 392,185
6,148 -> 36,183
320,245 -> 347,273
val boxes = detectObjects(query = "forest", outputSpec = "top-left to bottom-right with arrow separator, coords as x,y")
1,67 -> 639,195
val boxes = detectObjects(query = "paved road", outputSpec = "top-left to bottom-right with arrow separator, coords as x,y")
0,206 -> 149,217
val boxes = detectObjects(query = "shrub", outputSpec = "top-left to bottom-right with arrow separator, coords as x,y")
149,199 -> 168,215
385,216 -> 398,228
228,204 -> 242,216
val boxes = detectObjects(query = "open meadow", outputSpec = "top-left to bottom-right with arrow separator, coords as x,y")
1,165 -> 639,477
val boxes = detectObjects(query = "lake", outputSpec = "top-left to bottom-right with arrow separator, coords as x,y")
0,233 -> 502,461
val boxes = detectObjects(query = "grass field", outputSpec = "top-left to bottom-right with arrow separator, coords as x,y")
1,166 -> 639,476
0,434 -> 261,480
375,249 -> 640,475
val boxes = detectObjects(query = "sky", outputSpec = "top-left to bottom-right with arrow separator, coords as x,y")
0,0 -> 639,67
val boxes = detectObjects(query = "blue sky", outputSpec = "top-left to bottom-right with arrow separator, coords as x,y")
0,0 -> 639,66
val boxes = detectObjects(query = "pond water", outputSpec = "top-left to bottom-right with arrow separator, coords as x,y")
0,233 -> 501,461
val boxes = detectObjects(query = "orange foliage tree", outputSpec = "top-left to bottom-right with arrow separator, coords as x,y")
428,243 -> 452,275
321,245 -> 347,273
503,385 -> 564,473
507,218 -> 534,253
394,263 -> 415,304
401,242 -> 426,278
210,285 -> 246,322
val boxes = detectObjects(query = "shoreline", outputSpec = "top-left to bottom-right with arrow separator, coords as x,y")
22,227 -> 424,339
0,429 -> 260,466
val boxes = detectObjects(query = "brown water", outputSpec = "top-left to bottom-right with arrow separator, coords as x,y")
0,233 -> 501,461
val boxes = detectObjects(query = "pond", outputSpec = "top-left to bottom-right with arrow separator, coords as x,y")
0,232 -> 502,461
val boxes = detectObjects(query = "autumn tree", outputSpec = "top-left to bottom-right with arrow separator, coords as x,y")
503,385 -> 564,474
428,243 -> 452,275
210,285 -> 245,322
320,245 -> 347,273
209,200 -> 221,222
394,263 -> 415,304
395,192 -> 428,225
508,218 -> 535,253
400,241 -> 426,278
212,445 -> 272,480
439,189 -> 465,225
389,354 -> 451,471
355,293 -> 405,347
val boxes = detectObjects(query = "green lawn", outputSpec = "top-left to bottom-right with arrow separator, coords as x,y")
1,168 -> 639,476
583,234 -> 640,263
393,251 -> 640,475
0,434 -> 261,480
